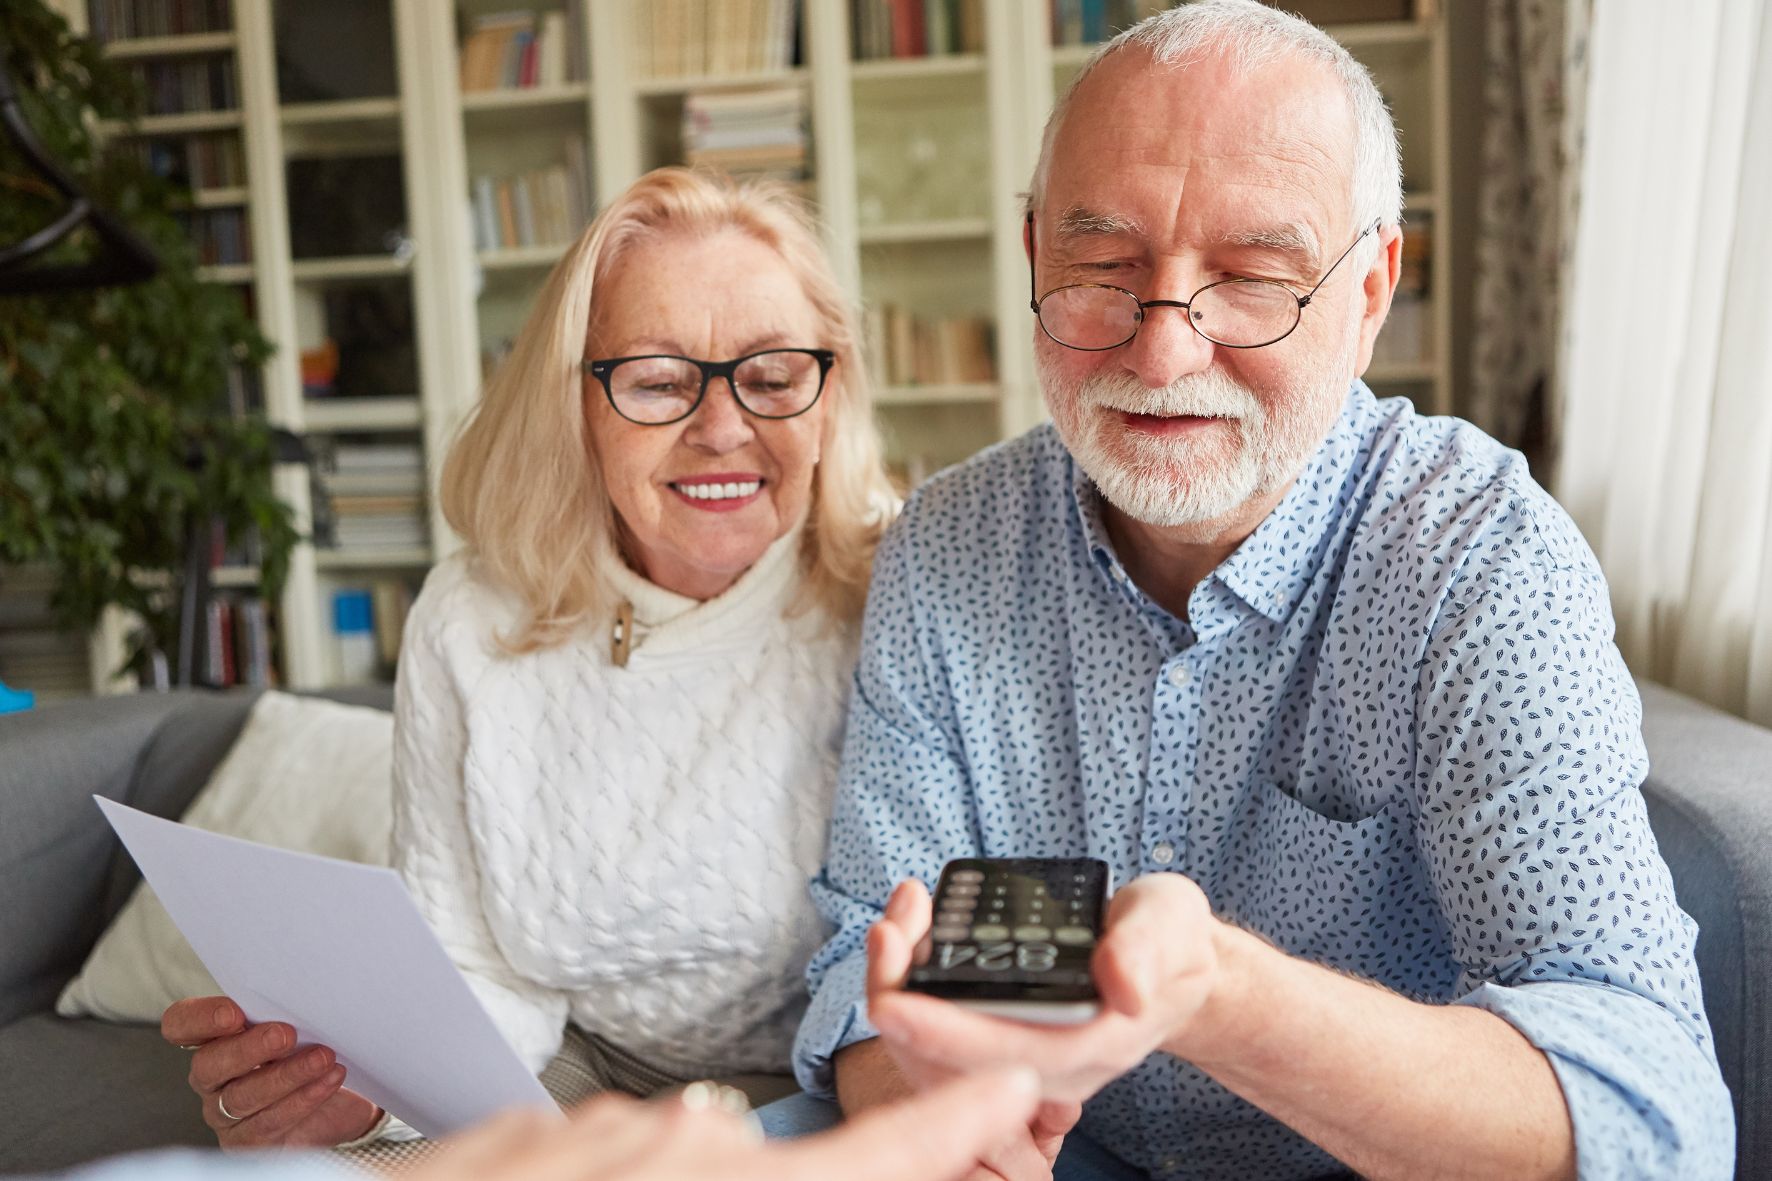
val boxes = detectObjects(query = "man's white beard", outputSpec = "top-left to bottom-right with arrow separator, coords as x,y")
1039,353 -> 1347,529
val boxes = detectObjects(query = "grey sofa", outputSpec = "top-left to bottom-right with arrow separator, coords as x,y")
1,683 -> 1767,1177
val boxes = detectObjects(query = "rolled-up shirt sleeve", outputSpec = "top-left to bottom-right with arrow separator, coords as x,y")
1412,508 -> 1734,1180
793,509 -> 985,1098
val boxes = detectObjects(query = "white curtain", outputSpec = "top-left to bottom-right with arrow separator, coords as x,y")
1556,0 -> 1772,727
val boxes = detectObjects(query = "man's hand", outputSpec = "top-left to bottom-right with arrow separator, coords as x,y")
867,873 -> 1227,1106
412,1068 -> 1045,1181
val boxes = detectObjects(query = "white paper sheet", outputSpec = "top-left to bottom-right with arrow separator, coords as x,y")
96,797 -> 557,1139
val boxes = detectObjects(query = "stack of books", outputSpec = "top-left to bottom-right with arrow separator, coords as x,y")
0,582 -> 90,700
127,56 -> 238,116
681,87 -> 808,181
864,303 -> 995,388
851,0 -> 985,60
313,440 -> 429,554
457,6 -> 586,92
470,138 -> 592,251
643,0 -> 799,79
90,0 -> 232,41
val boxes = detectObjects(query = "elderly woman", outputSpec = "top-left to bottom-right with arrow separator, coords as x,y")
157,166 -> 897,1149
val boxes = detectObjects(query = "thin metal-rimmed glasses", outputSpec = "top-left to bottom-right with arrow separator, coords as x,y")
582,348 -> 835,426
1027,213 -> 1381,351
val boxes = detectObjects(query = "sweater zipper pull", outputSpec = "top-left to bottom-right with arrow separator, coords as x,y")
611,600 -> 634,668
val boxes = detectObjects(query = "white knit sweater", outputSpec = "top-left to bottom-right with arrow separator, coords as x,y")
390,528 -> 857,1082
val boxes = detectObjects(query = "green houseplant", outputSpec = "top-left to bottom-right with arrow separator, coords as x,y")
0,0 -> 298,683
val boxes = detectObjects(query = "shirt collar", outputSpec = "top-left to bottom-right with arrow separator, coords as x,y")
1212,383 -> 1372,623
1068,382 -> 1374,628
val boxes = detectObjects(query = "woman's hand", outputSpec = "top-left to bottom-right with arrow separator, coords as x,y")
160,996 -> 382,1149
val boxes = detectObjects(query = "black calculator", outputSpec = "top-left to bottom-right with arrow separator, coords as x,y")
905,857 -> 1110,1024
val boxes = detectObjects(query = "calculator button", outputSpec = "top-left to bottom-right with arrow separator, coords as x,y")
951,870 -> 985,884
1054,926 -> 1095,946
971,923 -> 1010,941
932,925 -> 971,943
946,883 -> 981,897
1012,925 -> 1051,942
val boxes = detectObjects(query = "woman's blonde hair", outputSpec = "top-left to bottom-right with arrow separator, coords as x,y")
440,167 -> 895,652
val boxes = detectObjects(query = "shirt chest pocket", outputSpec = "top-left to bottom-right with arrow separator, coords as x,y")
1209,780 -> 1438,970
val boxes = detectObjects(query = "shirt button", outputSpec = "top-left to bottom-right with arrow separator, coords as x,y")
1151,841 -> 1175,865
1113,566 -> 1130,584
1167,665 -> 1190,688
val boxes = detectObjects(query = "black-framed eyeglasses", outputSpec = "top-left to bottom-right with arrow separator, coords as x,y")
1026,214 -> 1380,351
582,348 -> 835,426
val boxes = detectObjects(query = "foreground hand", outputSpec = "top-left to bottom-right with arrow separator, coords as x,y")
860,885 -> 1079,1180
414,1068 -> 1043,1181
867,873 -> 1223,1107
161,995 -> 381,1149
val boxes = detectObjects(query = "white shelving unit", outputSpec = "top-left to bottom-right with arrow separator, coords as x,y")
41,0 -> 1455,694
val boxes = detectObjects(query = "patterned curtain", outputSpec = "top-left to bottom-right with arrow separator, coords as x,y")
1467,0 -> 1591,455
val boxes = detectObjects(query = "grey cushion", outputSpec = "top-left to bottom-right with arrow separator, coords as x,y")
0,1014 -> 213,1172
1638,682 -> 1772,1178
0,692 -> 220,1029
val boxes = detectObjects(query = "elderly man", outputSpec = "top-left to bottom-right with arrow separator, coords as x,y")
776,2 -> 1734,1180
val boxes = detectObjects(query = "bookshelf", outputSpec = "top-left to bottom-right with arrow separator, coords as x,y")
35,0 -> 1456,695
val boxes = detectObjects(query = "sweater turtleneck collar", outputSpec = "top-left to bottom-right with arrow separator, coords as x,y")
595,521 -> 807,661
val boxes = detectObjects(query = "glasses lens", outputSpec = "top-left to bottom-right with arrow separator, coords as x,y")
1189,280 -> 1300,347
732,350 -> 824,418
608,357 -> 701,423
1038,286 -> 1142,350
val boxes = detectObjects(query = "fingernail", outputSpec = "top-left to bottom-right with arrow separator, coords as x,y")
679,1081 -> 715,1111
305,1049 -> 329,1074
270,1026 -> 292,1051
325,1066 -> 346,1087
213,1002 -> 233,1026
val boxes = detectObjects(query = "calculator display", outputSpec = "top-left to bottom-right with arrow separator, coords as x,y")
907,857 -> 1108,1005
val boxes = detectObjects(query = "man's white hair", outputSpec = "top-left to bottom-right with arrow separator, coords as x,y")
1027,0 -> 1403,244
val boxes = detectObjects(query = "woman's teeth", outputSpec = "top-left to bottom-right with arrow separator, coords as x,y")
674,480 -> 762,501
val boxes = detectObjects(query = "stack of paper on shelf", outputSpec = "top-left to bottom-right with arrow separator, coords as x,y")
313,441 -> 429,554
682,87 -> 807,181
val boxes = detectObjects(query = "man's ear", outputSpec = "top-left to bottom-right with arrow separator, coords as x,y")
1352,224 -> 1403,377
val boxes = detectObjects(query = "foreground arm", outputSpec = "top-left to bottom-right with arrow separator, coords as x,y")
29,1068 -> 1042,1181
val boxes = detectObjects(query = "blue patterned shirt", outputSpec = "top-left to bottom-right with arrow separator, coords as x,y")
793,385 -> 1733,1180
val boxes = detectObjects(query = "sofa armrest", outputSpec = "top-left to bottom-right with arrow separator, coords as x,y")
1638,681 -> 1772,1178
0,691 -> 259,1026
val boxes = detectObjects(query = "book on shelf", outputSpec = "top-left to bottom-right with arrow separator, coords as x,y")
89,0 -> 233,42
853,0 -> 983,59
178,207 -> 249,266
125,55 -> 238,116
863,303 -> 995,387
458,4 -> 585,92
1049,0 -> 1170,47
127,132 -> 245,189
645,0 -> 799,80
682,86 -> 808,180
194,594 -> 274,689
326,578 -> 417,682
